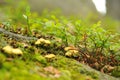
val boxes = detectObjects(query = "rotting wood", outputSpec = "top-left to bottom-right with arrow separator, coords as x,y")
0,28 -> 38,42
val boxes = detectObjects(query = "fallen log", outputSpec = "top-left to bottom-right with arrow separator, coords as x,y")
0,28 -> 38,42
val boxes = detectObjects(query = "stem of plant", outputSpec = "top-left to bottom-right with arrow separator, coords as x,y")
26,17 -> 31,36
63,27 -> 68,46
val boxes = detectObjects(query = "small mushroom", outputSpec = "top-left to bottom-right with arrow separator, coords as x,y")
35,40 -> 41,45
35,38 -> 51,45
64,46 -> 79,57
64,46 -> 77,51
65,50 -> 79,57
45,54 -> 55,59
35,39 -> 42,45
2,45 -> 13,54
65,51 -> 72,57
2,45 -> 23,55
12,48 -> 23,55
69,50 -> 78,53
39,38 -> 46,42
44,40 -> 51,44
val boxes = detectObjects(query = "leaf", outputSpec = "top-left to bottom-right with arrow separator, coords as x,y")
75,20 -> 81,26
26,6 -> 31,16
23,14 -> 28,19
45,21 -> 55,27
43,66 -> 61,78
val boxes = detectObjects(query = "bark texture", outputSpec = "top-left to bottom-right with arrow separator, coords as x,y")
106,0 -> 120,20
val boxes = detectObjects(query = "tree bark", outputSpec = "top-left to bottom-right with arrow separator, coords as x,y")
0,28 -> 37,42
106,0 -> 120,20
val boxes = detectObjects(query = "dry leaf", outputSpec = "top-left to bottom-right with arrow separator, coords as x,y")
44,66 -> 61,78
100,65 -> 115,73
44,66 -> 60,74
106,65 -> 115,72
94,62 -> 99,69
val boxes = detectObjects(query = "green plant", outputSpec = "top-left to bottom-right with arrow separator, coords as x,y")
23,6 -> 32,35
34,54 -> 47,65
2,21 -> 12,30
74,20 -> 82,46
41,19 -> 70,46
88,21 -> 109,54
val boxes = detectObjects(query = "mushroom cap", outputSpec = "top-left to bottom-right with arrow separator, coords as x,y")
45,54 -> 55,59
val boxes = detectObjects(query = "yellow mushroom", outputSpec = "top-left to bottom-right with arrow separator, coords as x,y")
12,48 -> 23,55
39,38 -> 46,42
45,54 -> 55,59
35,38 -> 44,45
2,45 -> 23,55
65,50 -> 79,57
35,40 -> 41,45
64,46 -> 77,51
69,50 -> 78,53
65,51 -> 72,57
35,38 -> 51,45
44,40 -> 51,44
2,45 -> 13,54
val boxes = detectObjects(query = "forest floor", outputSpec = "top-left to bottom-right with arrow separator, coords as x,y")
0,25 -> 120,80
0,3 -> 120,79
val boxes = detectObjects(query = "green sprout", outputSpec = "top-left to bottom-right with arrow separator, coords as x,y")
23,6 -> 31,36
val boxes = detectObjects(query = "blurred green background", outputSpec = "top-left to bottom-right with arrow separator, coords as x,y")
0,0 -> 120,32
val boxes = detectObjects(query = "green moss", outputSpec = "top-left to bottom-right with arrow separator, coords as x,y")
0,2 -> 120,79
33,54 -> 47,65
47,55 -> 97,80
0,53 -> 6,67
111,66 -> 120,77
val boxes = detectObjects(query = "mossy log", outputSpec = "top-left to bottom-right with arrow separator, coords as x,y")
0,28 -> 37,42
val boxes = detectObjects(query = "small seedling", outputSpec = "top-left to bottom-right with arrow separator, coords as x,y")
23,6 -> 32,35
